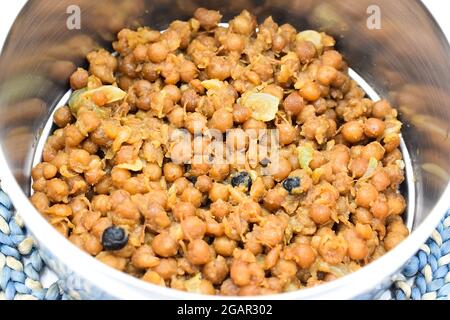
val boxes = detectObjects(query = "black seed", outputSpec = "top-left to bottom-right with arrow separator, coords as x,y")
282,177 -> 301,193
102,226 -> 128,251
231,171 -> 252,191
259,158 -> 271,167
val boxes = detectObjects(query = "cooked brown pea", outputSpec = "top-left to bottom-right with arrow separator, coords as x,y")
267,157 -> 291,182
46,204 -> 72,217
277,122 -> 297,146
346,232 -> 368,261
30,192 -> 49,213
42,163 -> 58,180
70,68 -> 89,90
361,142 -> 385,161
53,106 -> 73,128
353,207 -> 373,224
242,118 -> 266,131
317,65 -> 337,86
144,163 -> 162,181
136,94 -> 152,111
372,100 -> 392,119
206,57 -> 231,81
134,79 -> 152,96
205,217 -> 224,237
209,183 -> 229,202
133,44 -> 148,62
371,197 -> 389,220
300,81 -> 321,101
230,260 -> 252,286
184,112 -> 206,133
213,236 -> 236,257
131,245 -> 159,269
172,202 -> 196,221
356,183 -> 379,208
230,10 -> 255,35
239,200 -> 261,223
225,33 -> 245,52
387,192 -> 406,215
210,199 -> 231,220
84,234 -> 103,255
286,243 -> 316,269
195,175 -> 213,192
152,233 -> 178,257
272,33 -> 287,52
187,239 -> 211,265
321,50 -> 343,69
147,42 -> 169,63
64,125 -> 84,147
46,178 -> 69,203
364,118 -> 386,138
92,195 -> 111,214
263,188 -> 287,211
209,164 -> 230,182
179,60 -> 198,83
148,204 -> 172,230
349,157 -> 369,178
203,256 -> 229,284
163,84 -> 181,103
69,149 -> 90,173
283,92 -> 304,116
272,259 -> 298,279
371,169 -> 391,192
194,8 -> 222,31
172,175 -> 191,192
232,103 -> 252,123
342,121 -> 364,143
181,215 -> 206,240
295,41 -> 316,64
81,139 -> 99,154
163,163 -> 184,182
210,108 -> 233,133
181,187 -> 203,208
153,258 -> 178,280
167,107 -> 185,128
111,167 -> 131,187
310,203 -> 332,224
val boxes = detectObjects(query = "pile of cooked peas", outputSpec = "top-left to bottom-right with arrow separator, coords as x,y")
30,8 -> 408,295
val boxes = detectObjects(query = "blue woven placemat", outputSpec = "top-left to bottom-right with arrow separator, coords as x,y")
0,187 -> 448,300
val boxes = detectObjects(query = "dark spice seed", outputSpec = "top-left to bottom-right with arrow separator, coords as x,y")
282,177 -> 301,193
102,226 -> 128,251
259,158 -> 271,167
231,171 -> 252,191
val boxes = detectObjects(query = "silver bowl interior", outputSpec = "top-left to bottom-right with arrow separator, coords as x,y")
0,0 -> 449,299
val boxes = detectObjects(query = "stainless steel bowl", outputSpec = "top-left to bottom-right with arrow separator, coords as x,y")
0,0 -> 449,299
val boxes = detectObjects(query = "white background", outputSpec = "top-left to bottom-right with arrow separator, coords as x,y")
0,1 -> 449,48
